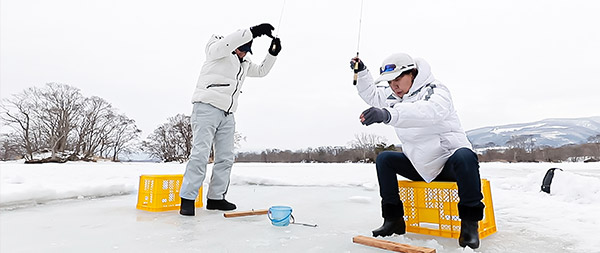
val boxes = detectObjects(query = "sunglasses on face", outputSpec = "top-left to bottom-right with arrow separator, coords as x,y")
379,63 -> 415,74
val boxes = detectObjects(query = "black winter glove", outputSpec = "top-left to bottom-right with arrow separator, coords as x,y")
350,58 -> 366,73
268,38 -> 282,56
360,107 -> 391,126
250,23 -> 274,38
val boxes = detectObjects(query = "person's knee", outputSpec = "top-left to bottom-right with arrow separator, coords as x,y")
454,148 -> 478,163
376,151 -> 395,166
450,148 -> 479,173
213,154 -> 234,166
189,153 -> 209,164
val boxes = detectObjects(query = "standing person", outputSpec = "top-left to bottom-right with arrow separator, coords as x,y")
350,53 -> 484,249
180,23 -> 282,215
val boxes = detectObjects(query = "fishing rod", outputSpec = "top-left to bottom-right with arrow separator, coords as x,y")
271,0 -> 287,51
353,0 -> 364,85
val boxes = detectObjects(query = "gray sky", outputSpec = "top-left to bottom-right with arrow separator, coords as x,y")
2,0 -> 599,151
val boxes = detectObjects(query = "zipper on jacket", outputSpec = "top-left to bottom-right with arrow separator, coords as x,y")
226,63 -> 243,114
207,83 -> 230,88
408,83 -> 434,98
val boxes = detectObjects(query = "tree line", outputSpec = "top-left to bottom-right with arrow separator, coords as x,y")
236,141 -> 600,163
234,133 -> 600,164
235,133 -> 396,163
1,83 -> 140,162
2,83 -> 599,163
478,134 -> 600,163
1,84 -> 396,163
140,115 -> 396,163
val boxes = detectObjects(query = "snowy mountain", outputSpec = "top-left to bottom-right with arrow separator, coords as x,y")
466,116 -> 600,149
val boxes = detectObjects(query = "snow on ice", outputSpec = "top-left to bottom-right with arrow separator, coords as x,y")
1,161 -> 599,252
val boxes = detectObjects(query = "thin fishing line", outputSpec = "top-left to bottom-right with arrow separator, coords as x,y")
356,0 -> 364,52
276,0 -> 287,37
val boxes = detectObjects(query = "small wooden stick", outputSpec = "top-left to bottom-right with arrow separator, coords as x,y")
352,235 -> 436,253
223,209 -> 268,218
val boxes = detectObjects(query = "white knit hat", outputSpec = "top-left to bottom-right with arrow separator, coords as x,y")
374,53 -> 417,84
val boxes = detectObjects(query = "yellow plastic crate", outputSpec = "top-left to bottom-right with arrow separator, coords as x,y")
136,174 -> 203,212
398,179 -> 496,239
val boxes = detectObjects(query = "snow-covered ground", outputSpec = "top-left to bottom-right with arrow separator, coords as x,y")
1,161 -> 599,252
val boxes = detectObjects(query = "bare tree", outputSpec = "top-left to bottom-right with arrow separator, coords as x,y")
349,132 -> 388,161
74,96 -> 116,159
107,114 -> 141,161
143,124 -> 177,162
170,114 -> 193,159
2,83 -> 144,162
0,133 -> 25,160
0,89 -> 38,160
143,115 -> 191,162
31,83 -> 84,159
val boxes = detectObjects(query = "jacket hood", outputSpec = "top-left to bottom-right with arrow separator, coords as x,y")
408,58 -> 436,95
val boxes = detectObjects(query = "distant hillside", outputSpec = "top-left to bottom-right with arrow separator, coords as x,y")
467,116 -> 600,149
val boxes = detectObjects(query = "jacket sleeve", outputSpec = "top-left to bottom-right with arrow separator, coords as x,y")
246,54 -> 277,77
356,69 -> 393,108
205,28 -> 253,61
386,85 -> 453,128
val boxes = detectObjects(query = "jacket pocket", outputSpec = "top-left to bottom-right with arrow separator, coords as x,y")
206,83 -> 231,88
439,135 -> 451,152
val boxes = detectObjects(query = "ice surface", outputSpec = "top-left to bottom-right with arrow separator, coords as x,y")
1,161 -> 599,252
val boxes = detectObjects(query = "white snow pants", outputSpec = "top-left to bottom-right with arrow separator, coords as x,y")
180,102 -> 235,201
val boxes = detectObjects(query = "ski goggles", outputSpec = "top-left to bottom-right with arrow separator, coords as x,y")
379,63 -> 416,74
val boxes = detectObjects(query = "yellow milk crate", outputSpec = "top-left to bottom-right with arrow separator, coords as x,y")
398,179 -> 496,239
136,174 -> 203,212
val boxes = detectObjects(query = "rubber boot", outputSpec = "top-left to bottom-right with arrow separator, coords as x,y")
206,198 -> 236,211
372,218 -> 406,237
457,203 -> 484,249
372,203 -> 405,237
179,198 -> 195,216
459,220 -> 480,249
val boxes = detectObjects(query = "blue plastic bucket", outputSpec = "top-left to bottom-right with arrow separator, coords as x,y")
268,206 -> 293,226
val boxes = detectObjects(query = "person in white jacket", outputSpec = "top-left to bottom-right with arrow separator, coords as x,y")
180,23 -> 281,215
351,53 -> 484,249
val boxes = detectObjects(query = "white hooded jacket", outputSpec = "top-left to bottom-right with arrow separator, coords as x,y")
356,58 -> 472,182
191,28 -> 277,113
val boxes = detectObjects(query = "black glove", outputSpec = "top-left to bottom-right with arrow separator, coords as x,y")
360,107 -> 391,126
350,58 -> 366,73
269,38 -> 282,56
250,23 -> 274,38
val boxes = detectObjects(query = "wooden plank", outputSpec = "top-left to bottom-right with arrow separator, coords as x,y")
223,209 -> 268,218
352,235 -> 436,253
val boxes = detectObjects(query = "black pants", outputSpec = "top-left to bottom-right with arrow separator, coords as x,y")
375,148 -> 484,220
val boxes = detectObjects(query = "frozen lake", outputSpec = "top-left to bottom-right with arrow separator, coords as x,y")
1,161 -> 599,252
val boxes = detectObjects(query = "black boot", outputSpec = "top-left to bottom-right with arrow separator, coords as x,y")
372,203 -> 405,237
459,220 -> 480,249
179,198 -> 195,216
372,218 -> 406,237
457,203 -> 484,249
206,198 -> 236,211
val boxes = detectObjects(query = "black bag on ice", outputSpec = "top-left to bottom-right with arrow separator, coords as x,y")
541,168 -> 562,194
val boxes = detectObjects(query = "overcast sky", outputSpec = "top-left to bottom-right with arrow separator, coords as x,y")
2,0 -> 599,151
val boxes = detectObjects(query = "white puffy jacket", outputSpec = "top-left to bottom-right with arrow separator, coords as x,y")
356,58 -> 472,182
191,28 -> 277,113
